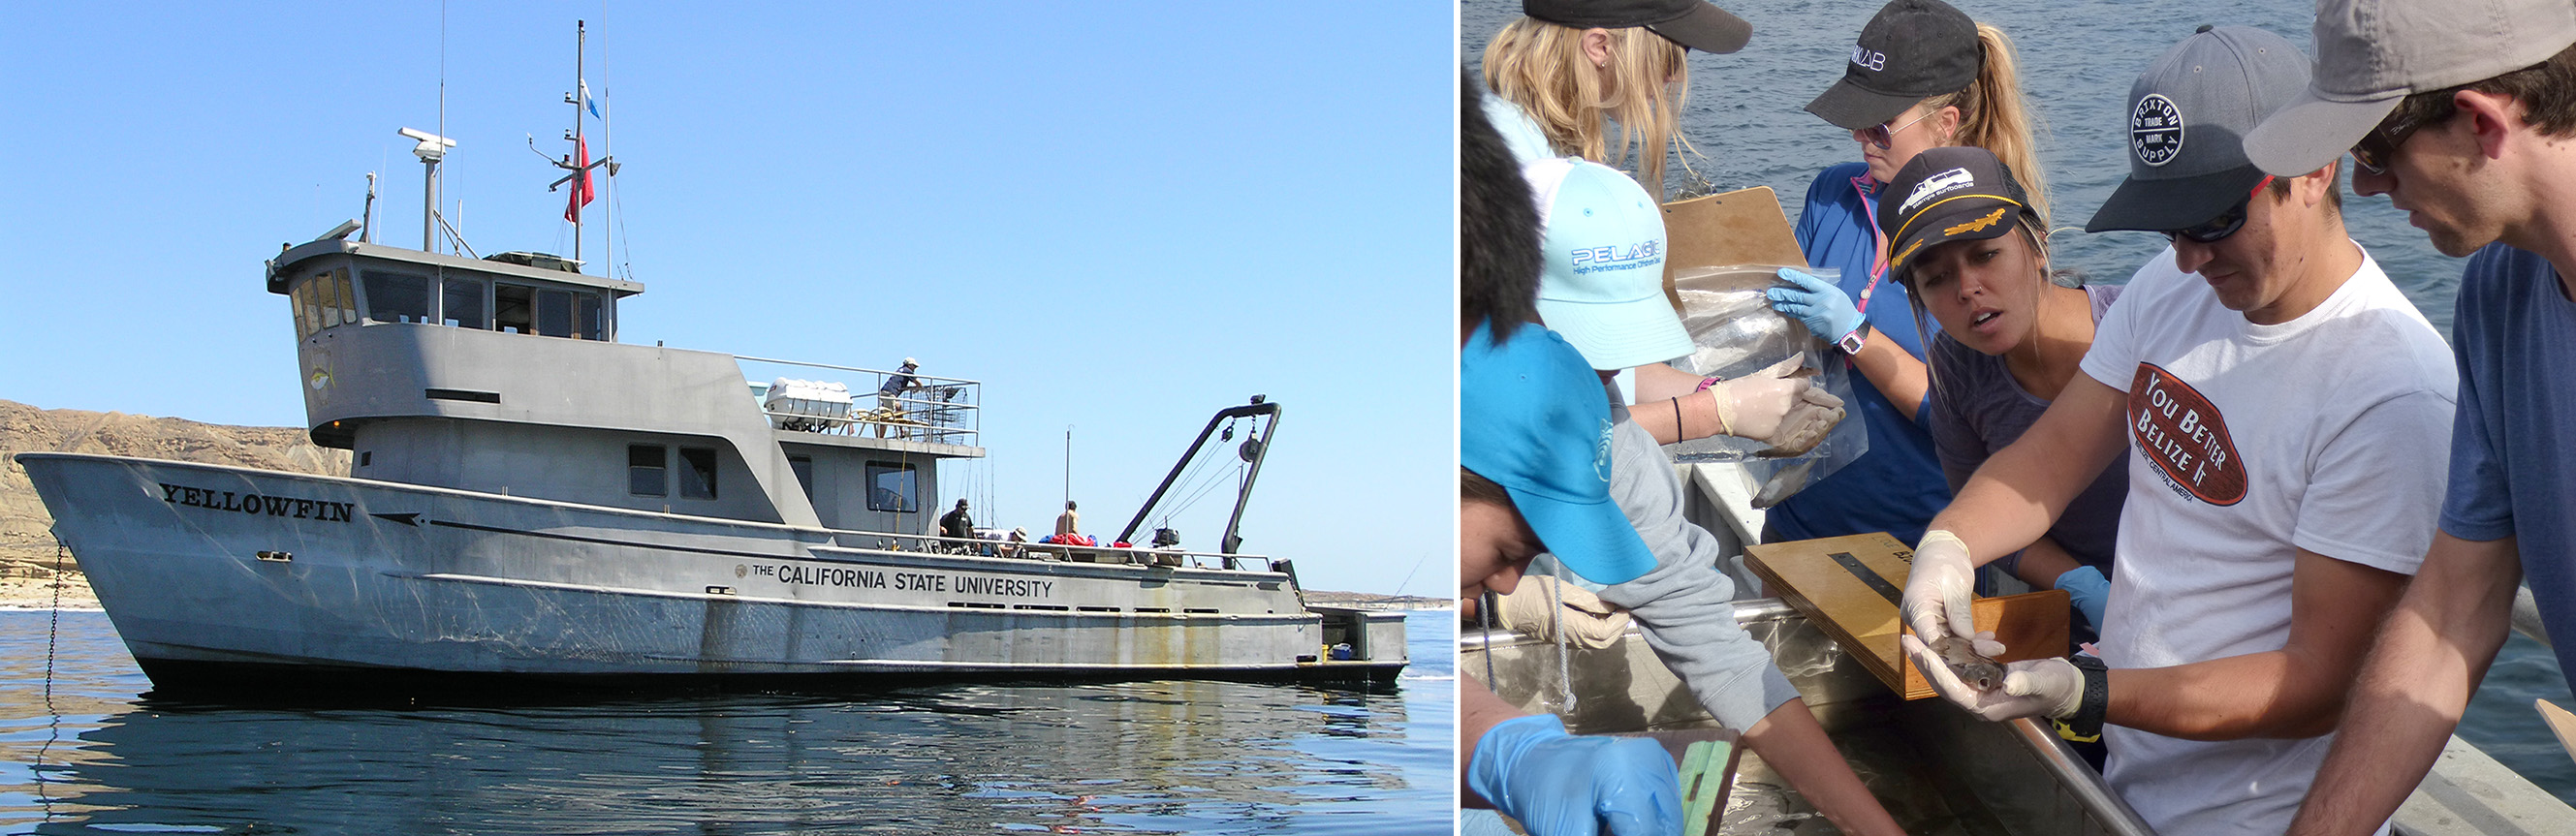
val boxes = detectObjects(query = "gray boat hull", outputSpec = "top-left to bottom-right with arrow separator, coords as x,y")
20,452 -> 1403,692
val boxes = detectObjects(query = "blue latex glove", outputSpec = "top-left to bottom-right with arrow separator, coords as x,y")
2055,565 -> 2111,633
1766,267 -> 1867,344
1467,714 -> 1682,836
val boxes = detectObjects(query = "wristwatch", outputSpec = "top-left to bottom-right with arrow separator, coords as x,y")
1836,321 -> 1873,356
2054,655 -> 2111,743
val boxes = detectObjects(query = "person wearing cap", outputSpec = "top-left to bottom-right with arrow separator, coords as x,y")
875,357 -> 925,438
1894,26 -> 2457,836
2242,1 -> 2576,832
1526,157 -> 1845,454
939,499 -> 974,544
1480,0 -> 1751,192
1459,319 -> 1684,836
1763,0 -> 2051,551
1479,157 -> 1903,836
1871,146 -> 2127,641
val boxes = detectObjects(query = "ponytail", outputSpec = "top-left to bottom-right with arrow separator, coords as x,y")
1483,17 -> 1699,199
1925,23 -> 2050,227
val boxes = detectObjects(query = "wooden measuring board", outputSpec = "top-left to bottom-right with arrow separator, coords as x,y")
1745,533 -> 2070,700
1660,186 -> 1806,311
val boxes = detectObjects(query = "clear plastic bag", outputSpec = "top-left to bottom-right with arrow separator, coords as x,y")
1661,264 -> 1869,508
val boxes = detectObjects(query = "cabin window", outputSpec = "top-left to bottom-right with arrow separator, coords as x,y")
788,455 -> 815,500
362,271 -> 432,324
442,276 -> 488,328
292,268 -> 358,338
578,294 -> 605,340
330,269 -> 358,327
865,462 -> 917,512
290,281 -> 313,337
536,289 -> 574,338
678,448 -> 718,500
494,284 -> 534,334
628,445 -> 667,497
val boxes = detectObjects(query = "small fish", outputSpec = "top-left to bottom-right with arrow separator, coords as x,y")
1931,635 -> 2005,692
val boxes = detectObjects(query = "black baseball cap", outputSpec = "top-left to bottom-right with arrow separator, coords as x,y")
1524,0 -> 1753,54
1876,146 -> 2036,277
1805,0 -> 1980,131
2088,25 -> 2309,233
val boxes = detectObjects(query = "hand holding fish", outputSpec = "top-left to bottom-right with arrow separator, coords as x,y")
1903,634 -> 2086,723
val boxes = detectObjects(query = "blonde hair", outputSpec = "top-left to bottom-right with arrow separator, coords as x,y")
1921,23 -> 2051,227
1482,17 -> 1697,198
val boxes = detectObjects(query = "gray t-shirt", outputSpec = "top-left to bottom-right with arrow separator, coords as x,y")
1586,407 -> 1804,731
1926,284 -> 2127,578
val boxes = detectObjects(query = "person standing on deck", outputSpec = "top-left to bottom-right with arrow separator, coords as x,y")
874,357 -> 924,438
1895,26 -> 2458,835
2246,1 -> 2576,832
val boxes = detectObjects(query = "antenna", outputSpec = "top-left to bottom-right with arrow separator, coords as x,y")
398,127 -> 456,252
360,171 -> 377,243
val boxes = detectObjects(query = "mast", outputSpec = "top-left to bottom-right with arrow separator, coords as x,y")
572,20 -> 584,265
549,19 -> 613,274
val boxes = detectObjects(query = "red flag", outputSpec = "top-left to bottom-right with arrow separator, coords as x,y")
564,137 -> 594,223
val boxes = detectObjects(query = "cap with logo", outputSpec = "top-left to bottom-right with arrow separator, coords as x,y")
1805,0 -> 1980,131
2246,0 -> 2576,176
1523,0 -> 1752,55
1460,322 -> 1658,586
1526,157 -> 1693,371
2087,25 -> 2310,233
1876,146 -> 2035,278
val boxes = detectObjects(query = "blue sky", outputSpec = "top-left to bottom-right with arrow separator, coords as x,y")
0,2 -> 1457,595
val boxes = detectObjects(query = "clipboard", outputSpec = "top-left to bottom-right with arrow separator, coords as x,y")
1661,186 -> 1807,311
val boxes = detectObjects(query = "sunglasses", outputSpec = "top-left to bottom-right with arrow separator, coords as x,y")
2164,174 -> 2277,244
1863,109 -> 1935,150
2349,102 -> 2454,175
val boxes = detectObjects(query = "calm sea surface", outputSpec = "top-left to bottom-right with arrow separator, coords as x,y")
0,609 -> 1454,835
1466,0 -> 2573,804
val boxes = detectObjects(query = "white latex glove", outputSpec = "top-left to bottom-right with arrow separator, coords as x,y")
1493,575 -> 1633,649
1901,636 -> 2083,722
1901,530 -> 1980,644
1712,356 -> 1846,455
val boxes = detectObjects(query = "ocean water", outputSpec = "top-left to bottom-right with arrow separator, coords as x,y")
1466,0 -> 2573,805
0,609 -> 1454,835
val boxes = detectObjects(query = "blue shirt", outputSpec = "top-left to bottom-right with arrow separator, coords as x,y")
2439,242 -> 2576,689
1772,162 -> 1949,545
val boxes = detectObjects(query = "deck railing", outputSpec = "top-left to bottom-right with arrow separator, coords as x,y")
823,528 -> 1280,573
735,356 -> 980,447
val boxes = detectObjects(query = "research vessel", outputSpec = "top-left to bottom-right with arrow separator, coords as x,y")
16,48 -> 1402,693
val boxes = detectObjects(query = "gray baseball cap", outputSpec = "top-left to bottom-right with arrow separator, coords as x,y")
2088,25 -> 2310,233
2244,0 -> 2576,176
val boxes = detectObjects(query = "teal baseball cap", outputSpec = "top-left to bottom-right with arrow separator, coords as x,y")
1461,321 -> 1658,586
1527,157 -> 1693,371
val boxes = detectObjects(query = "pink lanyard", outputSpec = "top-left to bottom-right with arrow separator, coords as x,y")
1850,175 -> 1889,316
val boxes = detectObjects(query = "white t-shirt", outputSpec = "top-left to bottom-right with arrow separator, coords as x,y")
2077,244 -> 2456,836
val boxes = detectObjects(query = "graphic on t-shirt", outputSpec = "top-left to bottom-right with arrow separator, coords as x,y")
2127,362 -> 2246,506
